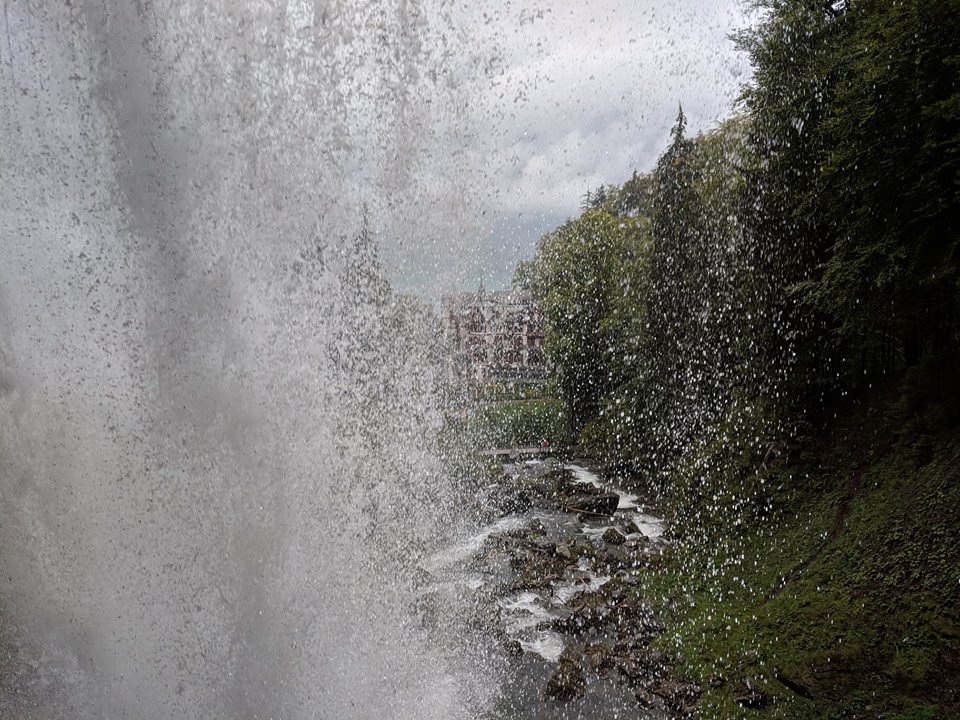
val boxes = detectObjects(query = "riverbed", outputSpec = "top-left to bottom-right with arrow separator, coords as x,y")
418,460 -> 693,719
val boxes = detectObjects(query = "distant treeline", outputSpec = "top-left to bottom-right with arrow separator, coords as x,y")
518,0 -> 960,478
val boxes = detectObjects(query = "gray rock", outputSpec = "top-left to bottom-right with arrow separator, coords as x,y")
543,658 -> 586,701
621,518 -> 641,535
602,528 -> 627,545
555,542 -> 574,562
653,679 -> 702,716
567,493 -> 619,517
503,639 -> 525,657
584,642 -> 613,673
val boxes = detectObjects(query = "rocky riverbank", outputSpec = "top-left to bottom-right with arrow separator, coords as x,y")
418,460 -> 702,719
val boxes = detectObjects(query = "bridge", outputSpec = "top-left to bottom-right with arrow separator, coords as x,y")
479,446 -> 560,460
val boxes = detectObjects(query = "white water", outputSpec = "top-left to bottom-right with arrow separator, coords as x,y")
0,3 -> 486,719
431,463 -> 665,664
422,516 -> 526,574
566,463 -> 666,541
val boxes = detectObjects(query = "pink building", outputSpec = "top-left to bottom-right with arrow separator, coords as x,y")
441,286 -> 546,384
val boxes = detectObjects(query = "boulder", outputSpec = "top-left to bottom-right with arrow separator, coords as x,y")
653,679 -> 702,716
543,658 -> 586,701
635,687 -> 663,710
499,489 -> 532,515
602,528 -> 627,545
567,493 -> 619,517
529,518 -> 547,536
621,518 -> 641,535
585,642 -> 614,673
613,647 -> 670,681
534,539 -> 558,555
555,542 -> 574,562
503,639 -> 525,658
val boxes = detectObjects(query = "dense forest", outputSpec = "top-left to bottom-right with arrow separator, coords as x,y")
516,1 -> 960,717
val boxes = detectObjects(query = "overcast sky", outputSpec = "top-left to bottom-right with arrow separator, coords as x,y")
382,0 -> 754,295
2,0 -> 754,301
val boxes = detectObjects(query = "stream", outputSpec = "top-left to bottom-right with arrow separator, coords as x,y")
420,461 -> 676,719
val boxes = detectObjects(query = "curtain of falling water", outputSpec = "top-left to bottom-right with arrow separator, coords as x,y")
0,2 -> 484,718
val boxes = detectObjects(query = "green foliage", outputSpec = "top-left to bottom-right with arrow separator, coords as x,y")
470,398 -> 571,449
524,116 -> 748,468
808,0 -> 960,371
645,112 -> 748,462
733,0 -> 847,414
737,0 -> 960,396
512,8 -> 960,714
635,392 -> 960,719
527,209 -> 650,436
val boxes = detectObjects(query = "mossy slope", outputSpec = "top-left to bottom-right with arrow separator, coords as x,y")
638,393 -> 960,719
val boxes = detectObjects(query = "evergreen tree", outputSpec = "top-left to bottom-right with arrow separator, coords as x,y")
646,106 -> 707,458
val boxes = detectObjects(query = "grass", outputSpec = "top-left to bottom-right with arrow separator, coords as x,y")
467,397 -> 572,449
469,381 -> 552,403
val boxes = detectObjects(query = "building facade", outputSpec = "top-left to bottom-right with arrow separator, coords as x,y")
441,286 -> 546,384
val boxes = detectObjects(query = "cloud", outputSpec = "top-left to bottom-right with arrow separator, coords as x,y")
411,0 -> 754,292
352,0 -> 755,296
475,1 -> 752,211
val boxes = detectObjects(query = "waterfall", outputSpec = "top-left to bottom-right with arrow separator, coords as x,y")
0,2 -> 482,717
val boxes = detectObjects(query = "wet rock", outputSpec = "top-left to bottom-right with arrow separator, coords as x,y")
506,541 -> 568,588
621,518 -> 641,535
570,542 -> 596,560
654,679 -> 702,716
463,597 -> 503,635
534,538 -> 558,555
510,571 -> 561,592
503,639 -> 525,658
567,493 -> 619,517
732,680 -> 771,708
594,547 -> 631,573
614,647 -> 671,681
529,518 -> 547,536
543,657 -> 586,701
635,686 -> 663,710
602,528 -> 626,545
555,542 -> 574,562
546,469 -> 584,493
584,642 -> 614,674
636,621 -> 667,647
615,655 -> 650,682
555,592 -> 609,633
498,489 -> 532,515
552,613 -> 586,634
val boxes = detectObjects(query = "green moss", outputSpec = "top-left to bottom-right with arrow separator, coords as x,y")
629,392 -> 960,719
